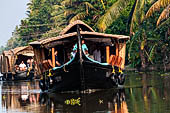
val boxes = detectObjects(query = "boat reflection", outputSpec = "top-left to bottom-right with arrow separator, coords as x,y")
1,81 -> 41,113
39,89 -> 129,113
1,80 -> 129,113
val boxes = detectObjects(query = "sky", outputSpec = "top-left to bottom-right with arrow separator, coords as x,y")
0,0 -> 30,47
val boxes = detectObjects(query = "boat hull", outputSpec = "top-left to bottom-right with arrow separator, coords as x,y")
14,71 -> 34,80
40,54 -> 122,93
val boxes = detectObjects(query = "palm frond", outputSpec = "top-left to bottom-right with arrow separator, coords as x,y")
148,43 -> 157,64
61,0 -> 72,6
69,12 -> 87,23
80,2 -> 98,14
130,0 -> 145,35
97,0 -> 130,32
145,0 -> 170,18
51,6 -> 64,16
157,4 -> 170,26
154,17 -> 170,31
100,0 -> 106,10
81,2 -> 97,10
64,9 -> 75,16
51,14 -> 64,22
52,5 -> 63,10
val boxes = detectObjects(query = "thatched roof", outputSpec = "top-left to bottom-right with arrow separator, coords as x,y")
30,31 -> 130,47
3,50 -> 12,56
59,20 -> 95,35
30,20 -> 130,48
10,46 -> 34,56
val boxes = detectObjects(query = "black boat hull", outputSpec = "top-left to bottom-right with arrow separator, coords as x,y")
14,71 -> 34,80
40,53 -> 124,92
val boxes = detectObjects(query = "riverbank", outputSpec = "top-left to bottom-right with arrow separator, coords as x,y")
125,63 -> 170,72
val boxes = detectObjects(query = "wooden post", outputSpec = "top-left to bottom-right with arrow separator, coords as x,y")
52,48 -> 55,68
116,43 -> 119,56
106,46 -> 110,63
119,42 -> 126,69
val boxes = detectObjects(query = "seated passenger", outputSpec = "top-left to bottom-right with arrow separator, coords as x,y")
82,40 -> 89,55
15,65 -> 20,71
19,61 -> 27,71
72,40 -> 89,56
93,46 -> 101,62
54,50 -> 61,66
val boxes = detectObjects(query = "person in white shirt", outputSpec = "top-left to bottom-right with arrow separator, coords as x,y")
19,61 -> 27,71
93,47 -> 101,62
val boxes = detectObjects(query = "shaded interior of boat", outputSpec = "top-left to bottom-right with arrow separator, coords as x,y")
14,54 -> 34,80
0,46 -> 35,80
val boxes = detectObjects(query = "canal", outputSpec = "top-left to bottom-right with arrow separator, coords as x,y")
0,71 -> 170,113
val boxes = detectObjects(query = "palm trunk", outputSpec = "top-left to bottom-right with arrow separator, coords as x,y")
140,49 -> 146,69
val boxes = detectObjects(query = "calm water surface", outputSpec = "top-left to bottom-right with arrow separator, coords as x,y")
0,71 -> 170,113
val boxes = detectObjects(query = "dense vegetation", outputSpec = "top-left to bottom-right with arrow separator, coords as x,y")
1,0 -> 170,70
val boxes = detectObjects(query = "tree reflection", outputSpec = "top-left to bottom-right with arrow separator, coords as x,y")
125,71 -> 170,113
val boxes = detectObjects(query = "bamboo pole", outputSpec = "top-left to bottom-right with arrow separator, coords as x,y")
116,43 -> 119,57
52,48 -> 55,68
106,46 -> 110,63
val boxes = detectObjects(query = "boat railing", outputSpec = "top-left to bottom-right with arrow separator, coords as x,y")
52,54 -> 76,71
85,54 -> 110,66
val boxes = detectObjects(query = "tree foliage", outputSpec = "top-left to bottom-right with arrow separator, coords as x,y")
1,0 -> 169,69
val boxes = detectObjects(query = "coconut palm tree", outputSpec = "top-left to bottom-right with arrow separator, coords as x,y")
96,0 -> 150,34
96,0 -> 132,32
63,0 -> 98,24
145,0 -> 170,70
145,0 -> 170,41
96,0 -> 148,68
145,0 -> 170,26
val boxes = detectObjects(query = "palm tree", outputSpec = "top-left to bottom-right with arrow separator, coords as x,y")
96,0 -> 132,32
145,0 -> 170,40
96,0 -> 149,34
62,0 -> 98,24
145,0 -> 170,70
96,0 -> 149,68
145,0 -> 170,26
145,0 -> 170,42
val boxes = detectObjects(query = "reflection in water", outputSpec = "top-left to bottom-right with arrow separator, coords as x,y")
0,79 -> 128,113
39,89 -> 128,113
125,71 -> 170,113
1,80 -> 41,113
0,72 -> 170,113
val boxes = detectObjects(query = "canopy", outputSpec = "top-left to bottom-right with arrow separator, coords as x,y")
30,31 -> 130,48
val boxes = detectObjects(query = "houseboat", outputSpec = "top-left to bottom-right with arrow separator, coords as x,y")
0,46 -> 35,80
29,20 -> 130,92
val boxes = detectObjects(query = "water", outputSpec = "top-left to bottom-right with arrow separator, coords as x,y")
0,71 -> 170,113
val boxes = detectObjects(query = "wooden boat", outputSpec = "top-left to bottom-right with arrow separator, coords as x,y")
0,46 -> 35,80
29,20 -> 130,92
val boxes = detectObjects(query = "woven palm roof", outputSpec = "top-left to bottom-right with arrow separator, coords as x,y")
3,50 -> 12,56
59,20 -> 95,35
10,46 -> 34,56
30,31 -> 130,46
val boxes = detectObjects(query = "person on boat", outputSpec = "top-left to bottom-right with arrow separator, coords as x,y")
27,59 -> 31,68
19,61 -> 27,71
93,46 -> 101,62
54,50 -> 61,66
15,65 -> 20,71
71,40 -> 89,57
15,59 -> 20,71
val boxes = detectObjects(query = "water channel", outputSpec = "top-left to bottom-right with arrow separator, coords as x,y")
0,71 -> 170,113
